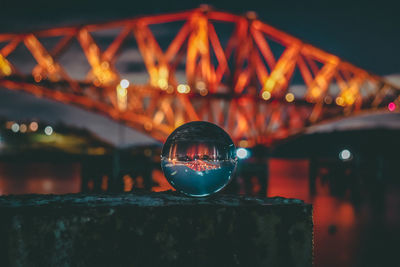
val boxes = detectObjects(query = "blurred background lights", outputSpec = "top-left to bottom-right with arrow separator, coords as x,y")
19,124 -> 27,133
5,121 -> 14,129
388,102 -> 396,112
119,79 -> 130,89
29,121 -> 38,132
262,91 -> 271,100
339,149 -> 352,161
238,139 -> 249,148
336,97 -> 344,106
324,96 -> 333,104
11,123 -> 19,133
157,78 -> 168,90
195,81 -> 206,90
236,148 -> 250,159
199,88 -> 208,96
285,93 -> 295,102
44,126 -> 53,136
177,84 -> 190,94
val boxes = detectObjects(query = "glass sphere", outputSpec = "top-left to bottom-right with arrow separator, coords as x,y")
161,121 -> 237,197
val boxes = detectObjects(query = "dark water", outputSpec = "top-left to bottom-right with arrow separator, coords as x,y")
0,159 -> 399,267
0,162 -> 80,195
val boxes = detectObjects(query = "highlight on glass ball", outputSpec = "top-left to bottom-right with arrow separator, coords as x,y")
161,121 -> 237,197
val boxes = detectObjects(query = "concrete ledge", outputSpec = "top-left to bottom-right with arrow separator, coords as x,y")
0,192 -> 313,267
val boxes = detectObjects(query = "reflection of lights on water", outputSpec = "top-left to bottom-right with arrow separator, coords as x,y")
236,148 -> 250,159
339,149 -> 352,161
183,160 -> 220,172
388,102 -> 396,112
43,180 -> 53,192
123,175 -> 134,192
101,175 -> 108,191
11,123 -> 19,133
144,148 -> 152,157
29,122 -> 38,132
44,126 -> 53,136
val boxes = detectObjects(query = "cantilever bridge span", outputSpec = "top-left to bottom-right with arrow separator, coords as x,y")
0,7 -> 398,145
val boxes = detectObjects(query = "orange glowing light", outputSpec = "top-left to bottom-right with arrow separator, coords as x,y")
311,87 -> 321,98
5,121 -> 14,129
123,175 -> 134,192
238,139 -> 249,148
324,96 -> 333,104
179,160 -> 220,172
335,97 -> 344,106
262,91 -> 271,100
101,175 -> 108,191
144,122 -> 153,131
29,122 -> 38,132
0,54 -> 12,76
285,93 -> 295,102
199,88 -> 208,96
19,124 -> 27,133
151,170 -> 174,192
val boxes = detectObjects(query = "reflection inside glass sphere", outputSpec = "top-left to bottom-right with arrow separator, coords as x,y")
161,121 -> 237,197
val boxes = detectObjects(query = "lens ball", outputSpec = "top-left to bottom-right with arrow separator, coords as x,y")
161,121 -> 237,197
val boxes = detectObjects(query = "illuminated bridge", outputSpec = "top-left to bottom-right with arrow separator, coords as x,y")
0,6 -> 398,146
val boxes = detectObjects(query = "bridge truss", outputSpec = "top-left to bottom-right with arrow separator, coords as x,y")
0,7 -> 398,145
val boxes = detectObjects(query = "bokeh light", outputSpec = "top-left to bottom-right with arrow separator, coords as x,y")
120,79 -> 130,89
11,123 -> 19,133
285,93 -> 295,102
44,126 -> 53,136
236,148 -> 250,159
29,122 -> 38,132
388,102 -> 396,112
339,149 -> 352,161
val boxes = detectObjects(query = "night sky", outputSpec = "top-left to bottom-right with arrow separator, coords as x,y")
1,0 -> 399,75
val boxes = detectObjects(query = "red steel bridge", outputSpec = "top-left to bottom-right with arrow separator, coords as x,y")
0,6 -> 398,146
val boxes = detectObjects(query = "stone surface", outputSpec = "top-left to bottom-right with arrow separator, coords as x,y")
0,191 -> 313,267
